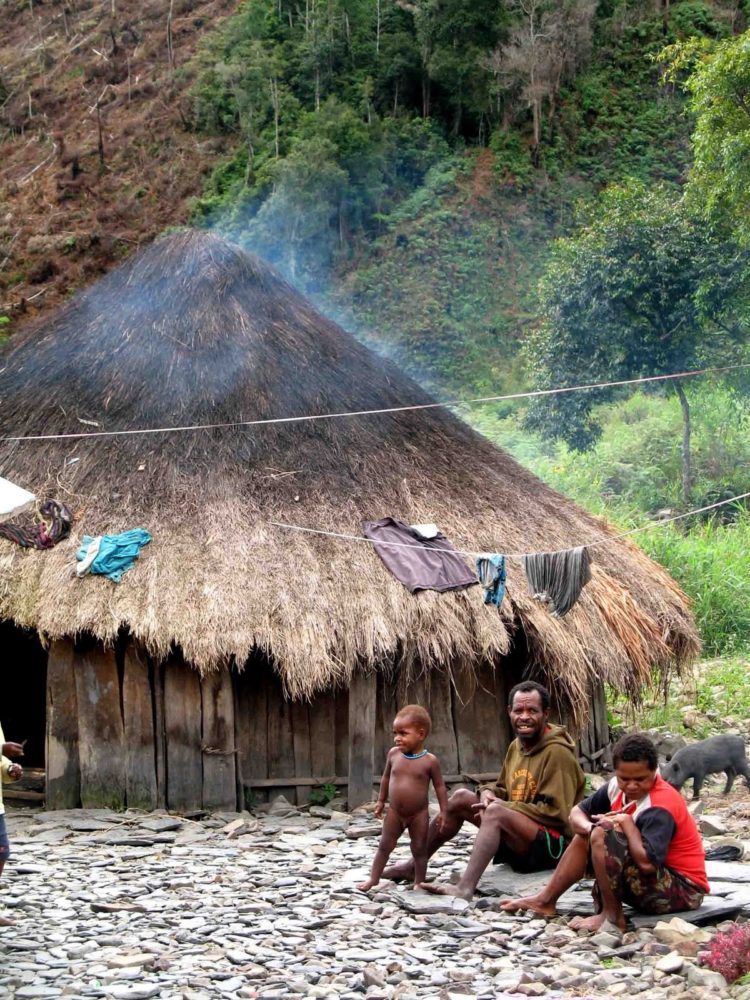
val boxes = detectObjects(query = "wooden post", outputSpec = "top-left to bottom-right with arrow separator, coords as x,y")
153,661 -> 167,809
235,659 -> 270,808
266,670 -> 296,803
291,701 -> 312,806
309,690 -> 337,791
164,655 -> 202,812
201,668 -> 238,812
122,643 -> 158,811
348,669 -> 376,809
46,639 -> 80,809
74,643 -> 127,809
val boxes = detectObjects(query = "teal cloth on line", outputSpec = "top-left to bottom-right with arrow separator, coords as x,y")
76,529 -> 152,582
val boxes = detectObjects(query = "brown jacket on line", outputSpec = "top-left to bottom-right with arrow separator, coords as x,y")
480,724 -> 586,839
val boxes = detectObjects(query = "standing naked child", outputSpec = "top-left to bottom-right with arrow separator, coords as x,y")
358,704 -> 448,891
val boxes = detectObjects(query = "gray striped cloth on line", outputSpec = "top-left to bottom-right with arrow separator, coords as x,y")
522,546 -> 591,618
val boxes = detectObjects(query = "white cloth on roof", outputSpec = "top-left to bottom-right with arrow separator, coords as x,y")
0,476 -> 35,516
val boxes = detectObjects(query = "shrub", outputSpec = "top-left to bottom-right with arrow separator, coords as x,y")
702,923 -> 750,983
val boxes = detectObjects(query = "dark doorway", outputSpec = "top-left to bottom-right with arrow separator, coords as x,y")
0,622 -> 47,768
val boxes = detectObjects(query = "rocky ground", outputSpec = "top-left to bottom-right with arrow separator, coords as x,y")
1,789 -> 749,1000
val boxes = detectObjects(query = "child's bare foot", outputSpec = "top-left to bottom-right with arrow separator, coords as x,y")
500,895 -> 556,917
382,861 -> 414,882
0,916 -> 16,926
419,881 -> 473,900
357,879 -> 378,892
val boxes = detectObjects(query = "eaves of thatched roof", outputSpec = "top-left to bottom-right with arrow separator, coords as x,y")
0,230 -> 699,720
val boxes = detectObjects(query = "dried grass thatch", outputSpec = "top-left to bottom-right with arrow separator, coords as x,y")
0,230 -> 700,722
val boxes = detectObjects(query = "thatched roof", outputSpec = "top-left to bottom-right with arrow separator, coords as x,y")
0,230 -> 699,719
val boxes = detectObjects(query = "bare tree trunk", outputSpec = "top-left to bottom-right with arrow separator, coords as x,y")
96,99 -> 105,166
376,0 -> 381,55
674,379 -> 691,504
270,77 -> 280,158
167,0 -> 175,72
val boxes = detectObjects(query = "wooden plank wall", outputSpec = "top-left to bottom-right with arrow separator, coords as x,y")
575,678 -> 612,771
74,642 -> 127,809
46,639 -> 81,809
38,631 -> 612,811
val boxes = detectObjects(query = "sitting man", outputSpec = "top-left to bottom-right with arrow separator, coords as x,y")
383,680 -> 585,899
502,732 -> 708,930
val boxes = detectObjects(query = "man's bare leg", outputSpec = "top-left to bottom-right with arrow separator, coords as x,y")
420,803 -> 541,900
569,827 -> 626,931
382,788 -> 479,881
501,832 -> 589,916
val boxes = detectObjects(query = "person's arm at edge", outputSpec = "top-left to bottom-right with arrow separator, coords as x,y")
429,755 -> 449,830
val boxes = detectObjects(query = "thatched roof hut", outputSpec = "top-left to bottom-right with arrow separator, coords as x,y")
0,230 -> 699,812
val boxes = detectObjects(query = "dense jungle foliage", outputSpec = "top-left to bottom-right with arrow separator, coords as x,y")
188,0 -> 750,656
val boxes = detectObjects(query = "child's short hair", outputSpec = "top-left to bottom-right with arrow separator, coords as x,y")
395,704 -> 432,736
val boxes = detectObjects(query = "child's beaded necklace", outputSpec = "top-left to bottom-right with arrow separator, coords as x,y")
401,749 -> 428,759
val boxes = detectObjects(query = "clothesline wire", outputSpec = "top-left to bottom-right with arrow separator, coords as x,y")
269,489 -> 750,561
2,361 -> 749,443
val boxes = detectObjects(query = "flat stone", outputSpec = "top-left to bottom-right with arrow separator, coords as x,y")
396,889 -> 470,914
699,815 -> 727,837
655,951 -> 684,973
104,987 -> 163,1000
705,859 -> 750,882
107,954 -> 154,969
14,989 -> 63,999
632,896 -> 743,928
344,824 -> 382,839
139,817 -> 183,833
476,865 -> 550,897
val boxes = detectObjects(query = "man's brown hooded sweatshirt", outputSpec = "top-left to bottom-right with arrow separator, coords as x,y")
481,724 -> 585,838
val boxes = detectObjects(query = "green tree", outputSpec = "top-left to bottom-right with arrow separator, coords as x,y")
525,183 -> 750,503
665,31 -> 750,243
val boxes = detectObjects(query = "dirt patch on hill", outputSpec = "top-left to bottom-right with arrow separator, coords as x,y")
0,0 -> 238,335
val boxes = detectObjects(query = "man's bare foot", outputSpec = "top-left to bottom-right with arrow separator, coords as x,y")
0,916 -> 16,926
419,881 -> 473,900
568,913 -> 625,932
500,895 -> 556,918
382,861 -> 414,882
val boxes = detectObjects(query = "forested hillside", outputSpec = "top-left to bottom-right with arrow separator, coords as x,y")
188,0 -> 733,387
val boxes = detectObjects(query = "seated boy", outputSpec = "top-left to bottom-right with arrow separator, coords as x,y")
501,732 -> 708,930
358,704 -> 447,891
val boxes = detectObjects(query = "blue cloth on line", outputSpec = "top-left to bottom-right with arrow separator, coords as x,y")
476,554 -> 506,608
76,529 -> 152,582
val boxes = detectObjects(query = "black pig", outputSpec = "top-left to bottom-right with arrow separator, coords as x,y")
661,734 -> 750,799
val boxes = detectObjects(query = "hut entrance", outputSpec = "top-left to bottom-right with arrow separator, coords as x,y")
0,623 -> 47,768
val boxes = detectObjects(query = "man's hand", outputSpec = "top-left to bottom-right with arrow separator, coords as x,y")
472,789 -> 497,815
373,800 -> 385,819
7,763 -> 23,781
435,811 -> 446,833
2,742 -> 24,759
